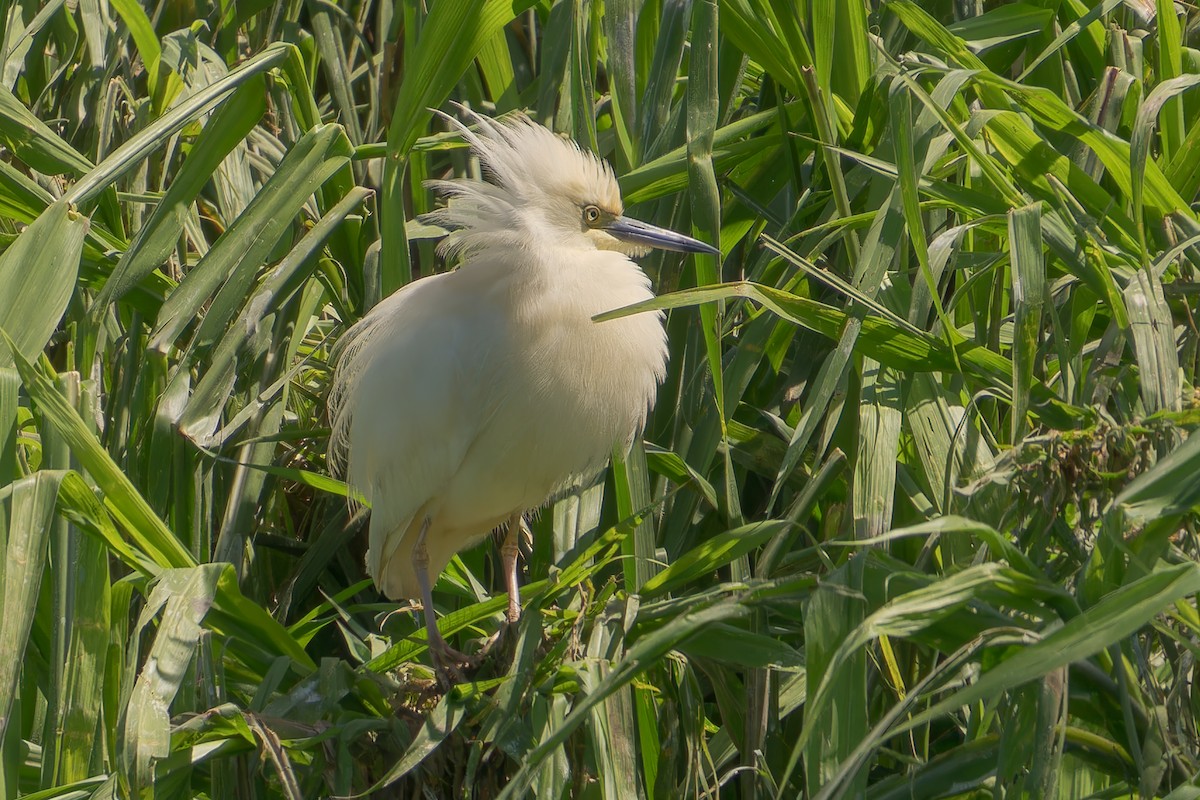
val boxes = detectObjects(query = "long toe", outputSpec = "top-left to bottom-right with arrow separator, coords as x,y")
429,640 -> 479,688
477,618 -> 522,669
478,619 -> 511,658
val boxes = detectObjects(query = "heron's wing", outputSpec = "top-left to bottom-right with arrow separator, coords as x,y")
329,270 -> 504,596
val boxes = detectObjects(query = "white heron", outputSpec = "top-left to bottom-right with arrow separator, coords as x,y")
328,108 -> 717,677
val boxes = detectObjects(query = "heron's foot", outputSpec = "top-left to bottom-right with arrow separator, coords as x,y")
479,618 -> 513,657
475,612 -> 532,674
428,639 -> 479,688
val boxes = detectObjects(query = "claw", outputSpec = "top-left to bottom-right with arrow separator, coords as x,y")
428,638 -> 477,688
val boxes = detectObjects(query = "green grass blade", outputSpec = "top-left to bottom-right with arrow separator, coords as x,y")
0,200 -> 87,369
498,595 -> 751,800
91,75 -> 268,311
381,0 -> 536,293
65,42 -> 295,208
611,443 -> 658,591
0,472 -> 60,739
1124,269 -> 1179,414
1117,428 -> 1200,524
895,563 -> 1200,737
1131,74 -> 1200,264
1008,202 -> 1045,441
6,337 -> 194,568
0,86 -> 93,175
149,123 -> 353,354
854,360 -> 901,539
120,566 -> 225,796
641,521 -> 789,597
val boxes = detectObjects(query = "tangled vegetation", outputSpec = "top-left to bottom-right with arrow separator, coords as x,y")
3,0 -> 1200,798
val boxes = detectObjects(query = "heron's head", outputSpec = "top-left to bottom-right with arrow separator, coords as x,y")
426,109 -> 718,261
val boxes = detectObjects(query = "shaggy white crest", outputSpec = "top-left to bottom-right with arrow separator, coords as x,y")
326,108 -> 716,678
422,111 -> 629,263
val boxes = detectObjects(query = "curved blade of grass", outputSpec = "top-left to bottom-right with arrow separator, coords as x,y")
946,3 -> 1052,51
1131,74 -> 1200,265
622,103 -> 794,203
596,283 -> 940,367
975,71 -> 1192,221
5,338 -> 192,568
1017,0 -> 1120,81
0,200 -> 87,369
366,691 -> 469,791
65,42 -> 295,208
109,0 -> 167,105
55,470 -> 155,575
718,0 -> 810,97
4,334 -> 194,568
5,338 -> 315,673
1151,0 -> 1184,161
1116,427 -> 1200,523
779,562 -> 1049,793
641,520 -> 790,597
92,74 -> 268,311
179,185 -> 371,443
385,0 -> 538,157
0,87 -> 93,175
0,471 -> 60,739
892,563 -> 1200,737
597,280 -> 1088,426
121,566 -> 224,795
150,123 -> 354,355
496,595 -> 750,800
645,445 -> 719,509
681,621 -> 805,669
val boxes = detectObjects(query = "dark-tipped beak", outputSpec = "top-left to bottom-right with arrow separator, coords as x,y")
604,216 -> 720,256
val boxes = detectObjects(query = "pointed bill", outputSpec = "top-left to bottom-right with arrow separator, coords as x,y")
604,216 -> 719,255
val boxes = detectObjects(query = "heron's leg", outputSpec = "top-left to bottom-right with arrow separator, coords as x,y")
412,516 -> 470,681
501,512 -> 524,624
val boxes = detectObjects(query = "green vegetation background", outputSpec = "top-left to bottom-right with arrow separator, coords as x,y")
3,0 -> 1200,797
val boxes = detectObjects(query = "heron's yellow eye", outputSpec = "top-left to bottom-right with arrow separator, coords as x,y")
583,205 -> 602,225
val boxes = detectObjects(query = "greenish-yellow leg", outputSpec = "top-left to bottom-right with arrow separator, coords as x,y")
501,512 -> 524,624
412,516 -> 471,683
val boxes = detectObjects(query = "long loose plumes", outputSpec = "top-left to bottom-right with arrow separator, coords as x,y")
326,310 -> 385,489
422,110 -> 622,262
